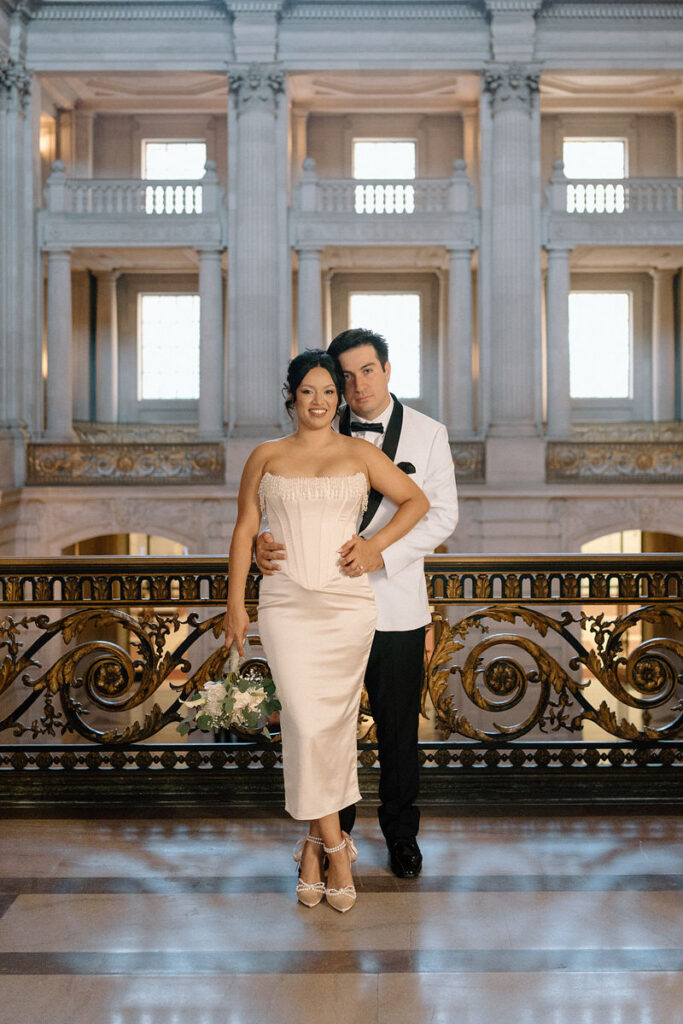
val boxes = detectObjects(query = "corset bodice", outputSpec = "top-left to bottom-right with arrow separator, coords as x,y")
258,472 -> 369,593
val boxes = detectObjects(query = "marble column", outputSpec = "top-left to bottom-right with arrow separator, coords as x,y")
45,250 -> 73,440
227,63 -> 286,433
651,268 -> 676,422
545,246 -> 572,437
445,248 -> 474,437
0,55 -> 31,433
198,248 -> 224,438
484,63 -> 542,435
297,247 -> 323,351
95,271 -> 119,423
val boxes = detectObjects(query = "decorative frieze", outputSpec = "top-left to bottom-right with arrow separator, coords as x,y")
571,421 -> 683,443
547,442 -> 683,484
33,2 -> 227,21
483,62 -> 540,114
0,54 -> 31,113
282,2 -> 482,18
228,63 -> 284,115
540,3 -> 683,20
27,443 -> 225,486
450,442 -> 485,483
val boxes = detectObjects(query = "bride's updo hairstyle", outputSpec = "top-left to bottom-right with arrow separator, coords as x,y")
284,349 -> 345,419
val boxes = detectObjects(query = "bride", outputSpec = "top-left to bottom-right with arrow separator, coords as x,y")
223,349 -> 428,912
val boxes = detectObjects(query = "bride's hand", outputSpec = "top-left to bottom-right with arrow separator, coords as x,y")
223,605 -> 250,657
338,534 -> 384,576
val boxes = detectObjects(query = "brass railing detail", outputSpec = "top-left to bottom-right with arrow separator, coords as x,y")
0,555 -> 681,755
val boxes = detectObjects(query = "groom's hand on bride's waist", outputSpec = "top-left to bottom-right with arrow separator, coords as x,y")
255,532 -> 287,575
339,535 -> 385,576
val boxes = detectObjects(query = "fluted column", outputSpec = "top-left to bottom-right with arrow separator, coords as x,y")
45,249 -> 74,440
651,268 -> 676,422
227,63 -> 286,432
297,247 -> 323,351
0,55 -> 32,434
95,271 -> 119,423
444,248 -> 474,436
545,246 -> 572,437
198,248 -> 224,438
484,63 -> 542,435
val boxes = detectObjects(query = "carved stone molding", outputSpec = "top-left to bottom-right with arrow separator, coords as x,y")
282,2 -> 482,18
27,443 -> 225,486
33,2 -> 226,21
540,3 -> 683,19
571,421 -> 683,444
483,63 -> 540,114
228,63 -> 285,116
0,53 -> 31,113
73,422 -> 200,445
547,442 -> 683,484
450,442 -> 485,483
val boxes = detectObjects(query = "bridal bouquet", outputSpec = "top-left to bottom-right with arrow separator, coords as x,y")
177,642 -> 280,737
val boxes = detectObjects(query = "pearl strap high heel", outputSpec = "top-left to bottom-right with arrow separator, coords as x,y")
324,833 -> 358,913
293,834 -> 326,908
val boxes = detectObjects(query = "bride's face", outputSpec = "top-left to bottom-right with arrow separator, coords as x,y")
293,367 -> 338,430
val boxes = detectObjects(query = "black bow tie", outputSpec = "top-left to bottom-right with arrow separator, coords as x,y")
349,421 -> 384,434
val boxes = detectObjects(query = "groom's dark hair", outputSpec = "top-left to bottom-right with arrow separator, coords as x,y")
327,328 -> 389,369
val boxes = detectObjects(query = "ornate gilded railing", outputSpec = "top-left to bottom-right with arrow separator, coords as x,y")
1,555 -> 681,808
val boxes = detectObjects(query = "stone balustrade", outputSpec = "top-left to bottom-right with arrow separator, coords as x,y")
41,159 -> 226,249
544,161 -> 683,246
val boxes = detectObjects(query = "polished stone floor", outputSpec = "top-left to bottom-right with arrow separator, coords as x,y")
0,811 -> 681,1024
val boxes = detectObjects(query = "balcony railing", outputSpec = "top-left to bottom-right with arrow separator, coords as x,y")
41,160 -> 226,249
292,158 -> 477,249
1,555 -> 681,809
544,160 -> 683,246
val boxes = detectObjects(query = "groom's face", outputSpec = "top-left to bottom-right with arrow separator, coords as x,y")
337,344 -> 392,422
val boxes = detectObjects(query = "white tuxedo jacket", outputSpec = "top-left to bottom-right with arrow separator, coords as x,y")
360,404 -> 458,632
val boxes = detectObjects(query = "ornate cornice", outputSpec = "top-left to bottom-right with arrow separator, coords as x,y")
32,2 -> 227,21
540,2 -> 683,19
483,62 -> 540,113
282,1 -> 483,19
547,442 -> 683,484
228,62 -> 284,115
27,442 -> 225,486
0,52 -> 31,112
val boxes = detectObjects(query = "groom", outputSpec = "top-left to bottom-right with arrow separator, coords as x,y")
257,328 -> 458,877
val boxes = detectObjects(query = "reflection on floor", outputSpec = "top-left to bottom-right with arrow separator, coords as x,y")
0,811 -> 681,1024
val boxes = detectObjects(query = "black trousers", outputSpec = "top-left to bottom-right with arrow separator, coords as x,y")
339,626 -> 425,843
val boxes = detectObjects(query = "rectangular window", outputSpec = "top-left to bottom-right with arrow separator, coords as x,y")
568,292 -> 631,399
142,141 -> 206,214
142,141 -> 207,180
563,138 -> 627,213
138,294 -> 200,401
352,139 -> 415,214
349,293 -> 421,399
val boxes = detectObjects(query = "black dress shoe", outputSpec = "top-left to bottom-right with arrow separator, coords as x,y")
387,837 -> 422,878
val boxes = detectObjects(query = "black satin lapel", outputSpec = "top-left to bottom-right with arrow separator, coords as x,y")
339,404 -> 351,436
358,395 -> 403,534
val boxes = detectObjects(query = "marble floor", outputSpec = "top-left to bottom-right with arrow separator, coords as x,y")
0,811 -> 681,1024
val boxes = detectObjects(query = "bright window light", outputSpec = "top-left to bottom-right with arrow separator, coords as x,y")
138,294 -> 200,401
568,292 -> 631,399
143,141 -> 207,180
349,293 -> 421,399
353,140 -> 416,180
563,138 -> 626,212
353,141 -> 416,214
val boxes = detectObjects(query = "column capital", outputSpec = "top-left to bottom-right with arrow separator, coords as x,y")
0,53 -> 31,113
483,62 -> 540,115
545,243 -> 573,255
227,63 -> 284,116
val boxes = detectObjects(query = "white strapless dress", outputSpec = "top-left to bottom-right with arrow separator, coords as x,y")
258,473 -> 377,821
